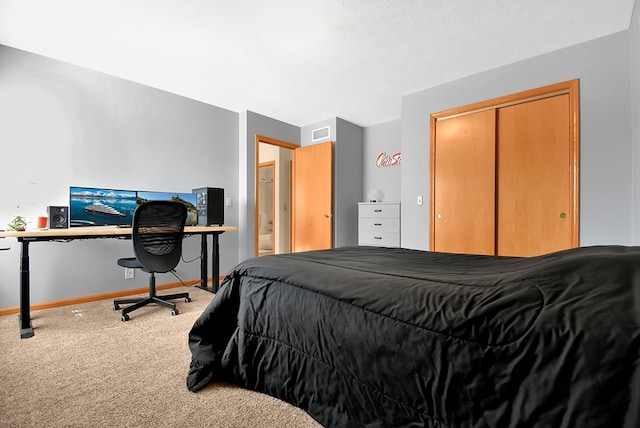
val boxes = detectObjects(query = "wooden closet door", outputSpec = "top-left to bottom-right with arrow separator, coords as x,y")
496,94 -> 572,256
432,109 -> 496,255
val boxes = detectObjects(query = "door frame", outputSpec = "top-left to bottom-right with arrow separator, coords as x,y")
429,79 -> 580,251
255,135 -> 298,257
258,160 -> 276,255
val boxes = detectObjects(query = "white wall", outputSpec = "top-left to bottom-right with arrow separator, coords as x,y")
399,31 -> 633,250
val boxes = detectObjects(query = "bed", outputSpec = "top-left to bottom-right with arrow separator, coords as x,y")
186,245 -> 640,427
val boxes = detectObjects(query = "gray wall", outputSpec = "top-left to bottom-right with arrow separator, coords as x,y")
0,45 -> 239,307
362,119 -> 401,202
631,1 -> 640,243
301,118 -> 364,248
400,31 -> 633,250
2,20 -> 638,308
334,118 -> 364,247
239,111 -> 300,261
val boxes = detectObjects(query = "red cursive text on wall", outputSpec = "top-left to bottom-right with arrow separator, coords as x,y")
376,151 -> 402,167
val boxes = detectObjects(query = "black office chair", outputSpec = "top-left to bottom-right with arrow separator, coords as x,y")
114,200 -> 191,321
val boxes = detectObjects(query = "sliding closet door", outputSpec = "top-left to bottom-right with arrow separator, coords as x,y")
496,94 -> 572,256
430,79 -> 579,257
432,109 -> 496,255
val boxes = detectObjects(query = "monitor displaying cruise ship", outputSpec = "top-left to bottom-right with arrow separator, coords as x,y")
69,186 -> 137,227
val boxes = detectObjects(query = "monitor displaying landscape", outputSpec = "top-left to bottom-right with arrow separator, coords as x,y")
136,190 -> 198,226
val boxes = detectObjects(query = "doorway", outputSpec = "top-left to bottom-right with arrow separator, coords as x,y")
255,135 -> 335,257
258,161 -> 275,256
255,135 -> 296,257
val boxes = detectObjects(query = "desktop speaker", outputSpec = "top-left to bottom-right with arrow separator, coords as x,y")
47,206 -> 69,229
192,187 -> 224,226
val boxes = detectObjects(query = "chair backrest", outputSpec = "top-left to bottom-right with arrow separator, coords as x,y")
132,200 -> 188,273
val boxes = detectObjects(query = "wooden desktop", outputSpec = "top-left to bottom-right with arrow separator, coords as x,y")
0,225 -> 237,338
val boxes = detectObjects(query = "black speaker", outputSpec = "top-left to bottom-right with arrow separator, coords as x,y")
192,187 -> 224,226
47,206 -> 69,229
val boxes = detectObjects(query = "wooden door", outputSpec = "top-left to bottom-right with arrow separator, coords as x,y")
432,110 -> 496,255
497,94 -> 572,256
292,141 -> 333,252
430,79 -> 579,257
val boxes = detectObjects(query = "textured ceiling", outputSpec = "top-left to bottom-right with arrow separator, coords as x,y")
0,0 -> 636,127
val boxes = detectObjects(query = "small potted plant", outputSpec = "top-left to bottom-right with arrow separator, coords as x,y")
8,215 -> 27,231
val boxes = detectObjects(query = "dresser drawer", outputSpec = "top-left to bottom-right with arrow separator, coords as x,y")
358,231 -> 400,247
358,202 -> 401,248
358,203 -> 400,219
359,217 -> 400,233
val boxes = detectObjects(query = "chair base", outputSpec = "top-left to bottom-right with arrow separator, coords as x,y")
114,292 -> 191,321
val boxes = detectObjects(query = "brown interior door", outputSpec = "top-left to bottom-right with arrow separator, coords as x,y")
292,141 -> 333,252
432,110 -> 496,255
497,94 -> 572,256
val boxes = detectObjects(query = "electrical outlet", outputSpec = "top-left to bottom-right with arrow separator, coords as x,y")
124,268 -> 135,279
225,197 -> 232,207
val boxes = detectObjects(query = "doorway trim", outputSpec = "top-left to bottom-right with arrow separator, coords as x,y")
255,135 -> 298,257
258,161 -> 276,255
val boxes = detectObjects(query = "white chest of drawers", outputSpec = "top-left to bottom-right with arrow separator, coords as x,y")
358,202 -> 401,247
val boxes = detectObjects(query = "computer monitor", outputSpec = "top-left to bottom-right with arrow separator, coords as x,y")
136,191 -> 198,226
69,186 -> 137,227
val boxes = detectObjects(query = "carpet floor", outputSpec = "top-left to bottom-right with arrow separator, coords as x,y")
0,286 -> 321,427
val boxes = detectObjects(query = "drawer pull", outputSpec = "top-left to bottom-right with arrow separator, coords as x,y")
374,209 -> 382,212
374,236 -> 382,240
374,223 -> 382,226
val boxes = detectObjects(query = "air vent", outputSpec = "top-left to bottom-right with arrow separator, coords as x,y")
311,126 -> 330,142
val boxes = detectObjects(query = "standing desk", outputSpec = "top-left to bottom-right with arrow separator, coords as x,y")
0,225 -> 237,338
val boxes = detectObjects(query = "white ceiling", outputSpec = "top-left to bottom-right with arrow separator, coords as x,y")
0,0 -> 636,127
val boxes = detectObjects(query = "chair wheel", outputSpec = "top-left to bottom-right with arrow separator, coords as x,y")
121,314 -> 129,322
171,309 -> 179,316
113,304 -> 120,310
185,297 -> 192,303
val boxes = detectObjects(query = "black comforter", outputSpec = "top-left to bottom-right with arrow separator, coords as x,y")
187,245 -> 640,427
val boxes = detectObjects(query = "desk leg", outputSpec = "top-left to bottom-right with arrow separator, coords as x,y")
197,234 -> 210,292
18,240 -> 34,338
212,233 -> 220,293
195,233 -> 221,294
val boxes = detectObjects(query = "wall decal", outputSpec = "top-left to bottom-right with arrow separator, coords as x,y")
376,151 -> 401,167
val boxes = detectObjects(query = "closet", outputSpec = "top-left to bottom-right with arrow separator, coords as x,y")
429,80 -> 579,257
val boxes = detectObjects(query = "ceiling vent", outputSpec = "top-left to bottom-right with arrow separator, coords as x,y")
311,125 -> 330,142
